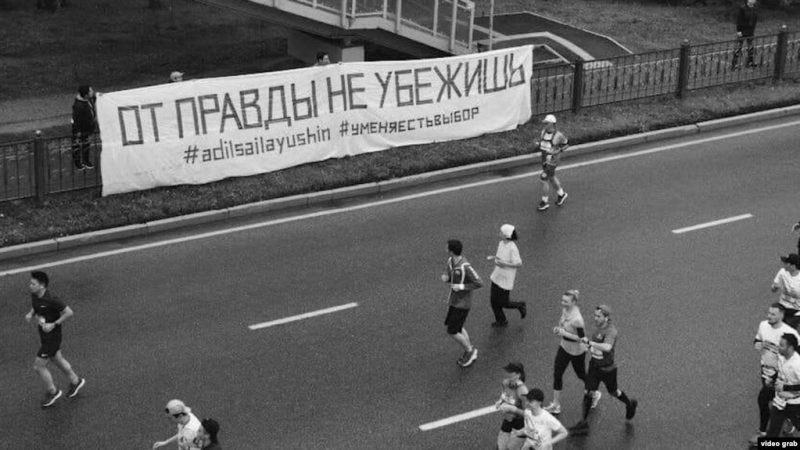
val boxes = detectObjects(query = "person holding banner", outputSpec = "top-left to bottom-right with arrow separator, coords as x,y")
535,115 -> 568,212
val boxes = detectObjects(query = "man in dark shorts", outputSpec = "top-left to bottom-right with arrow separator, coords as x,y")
569,305 -> 637,434
441,239 -> 483,368
24,271 -> 86,408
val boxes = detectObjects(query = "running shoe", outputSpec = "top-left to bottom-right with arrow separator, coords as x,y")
544,403 -> 561,414
569,420 -> 589,435
459,347 -> 478,368
625,399 -> 638,420
67,378 -> 85,398
591,391 -> 601,408
748,431 -> 765,446
537,201 -> 549,211
556,192 -> 568,206
42,389 -> 62,408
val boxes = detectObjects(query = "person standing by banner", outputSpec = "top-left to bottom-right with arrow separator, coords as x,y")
487,224 -> 526,327
71,85 -> 96,170
535,115 -> 569,212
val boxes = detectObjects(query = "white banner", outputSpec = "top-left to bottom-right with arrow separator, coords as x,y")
97,46 -> 533,196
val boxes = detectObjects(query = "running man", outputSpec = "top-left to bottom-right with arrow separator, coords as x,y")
534,114 -> 569,212
495,362 -> 529,450
772,254 -> 800,329
569,305 -> 637,435
441,239 -> 483,368
515,388 -> 568,450
544,290 -> 589,415
154,399 -> 203,450
488,224 -> 526,327
766,334 -> 800,438
751,303 -> 800,445
24,271 -> 86,408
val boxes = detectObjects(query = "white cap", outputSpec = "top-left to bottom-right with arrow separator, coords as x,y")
165,399 -> 191,415
542,114 -> 557,124
500,224 -> 515,239
169,71 -> 184,82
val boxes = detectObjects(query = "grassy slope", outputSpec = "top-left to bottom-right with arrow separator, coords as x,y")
1,0 -> 800,247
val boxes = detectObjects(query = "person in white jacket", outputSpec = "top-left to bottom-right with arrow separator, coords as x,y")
515,388 -> 568,450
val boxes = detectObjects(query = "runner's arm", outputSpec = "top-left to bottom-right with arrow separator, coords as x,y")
54,306 -> 74,325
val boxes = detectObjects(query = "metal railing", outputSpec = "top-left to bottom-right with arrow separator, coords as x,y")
3,27 -> 800,203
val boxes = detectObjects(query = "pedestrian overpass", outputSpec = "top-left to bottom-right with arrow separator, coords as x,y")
196,0 -> 480,63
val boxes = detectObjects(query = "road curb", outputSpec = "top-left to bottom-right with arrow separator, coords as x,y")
2,105 -> 799,262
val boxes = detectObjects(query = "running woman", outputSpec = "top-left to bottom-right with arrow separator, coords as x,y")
488,224 -> 526,327
772,254 -> 800,329
569,305 -> 638,435
495,362 -> 529,450
515,388 -> 568,450
751,303 -> 800,445
441,239 -> 483,368
544,290 -> 588,415
534,114 -> 568,212
24,271 -> 86,408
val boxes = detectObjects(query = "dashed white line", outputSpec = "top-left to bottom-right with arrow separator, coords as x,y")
248,302 -> 358,330
672,213 -> 753,234
418,405 -> 498,431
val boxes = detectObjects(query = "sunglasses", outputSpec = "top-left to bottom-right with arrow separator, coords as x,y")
165,409 -> 186,418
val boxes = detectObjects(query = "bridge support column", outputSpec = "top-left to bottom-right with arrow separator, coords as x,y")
288,30 -> 365,65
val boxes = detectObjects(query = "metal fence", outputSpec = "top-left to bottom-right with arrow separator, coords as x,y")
2,27 -> 799,203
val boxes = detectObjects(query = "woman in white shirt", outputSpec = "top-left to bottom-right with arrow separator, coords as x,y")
772,254 -> 800,329
488,224 -> 525,327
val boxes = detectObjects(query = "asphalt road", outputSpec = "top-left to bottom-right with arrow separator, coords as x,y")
1,117 -> 799,449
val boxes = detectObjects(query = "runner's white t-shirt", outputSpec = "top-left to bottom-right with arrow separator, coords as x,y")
177,413 -> 202,450
522,408 -> 565,450
490,240 -> 522,291
774,269 -> 800,310
756,320 -> 799,380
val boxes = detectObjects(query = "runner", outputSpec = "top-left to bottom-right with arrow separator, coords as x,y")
750,303 -> 800,445
495,362 -> 529,450
24,271 -> 86,408
569,305 -> 638,435
441,239 -> 483,367
534,114 -> 569,212
487,224 -> 526,327
766,334 -> 800,438
544,290 -> 588,415
199,418 -> 222,450
515,388 -> 568,450
153,399 -> 203,450
771,254 -> 800,329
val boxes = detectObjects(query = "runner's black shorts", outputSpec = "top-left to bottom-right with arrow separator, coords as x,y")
500,416 -> 525,432
541,162 -> 557,179
445,306 -> 470,335
37,336 -> 62,359
585,362 -> 618,393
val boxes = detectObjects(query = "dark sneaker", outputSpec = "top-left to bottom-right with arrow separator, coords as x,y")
42,389 -> 62,408
537,201 -> 549,211
67,378 -> 85,398
520,302 -> 527,319
491,321 -> 508,328
459,347 -> 478,368
556,192 -> 568,206
83,161 -> 95,169
74,161 -> 85,170
456,349 -> 469,366
626,399 -> 638,420
569,420 -> 589,435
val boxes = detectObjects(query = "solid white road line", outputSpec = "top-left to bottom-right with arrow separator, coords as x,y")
248,302 -> 358,330
418,405 -> 498,431
672,213 -> 753,234
2,119 -> 798,277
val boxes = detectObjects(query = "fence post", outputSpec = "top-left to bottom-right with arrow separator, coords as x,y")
775,25 -> 788,81
676,40 -> 690,99
33,130 -> 47,203
571,59 -> 584,113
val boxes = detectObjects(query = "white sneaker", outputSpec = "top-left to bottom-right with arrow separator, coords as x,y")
591,391 -> 601,408
544,403 -> 561,414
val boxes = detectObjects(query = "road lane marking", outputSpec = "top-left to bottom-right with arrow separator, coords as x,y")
672,213 -> 753,234
248,302 -> 358,330
419,405 -> 498,431
2,119 -> 799,276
